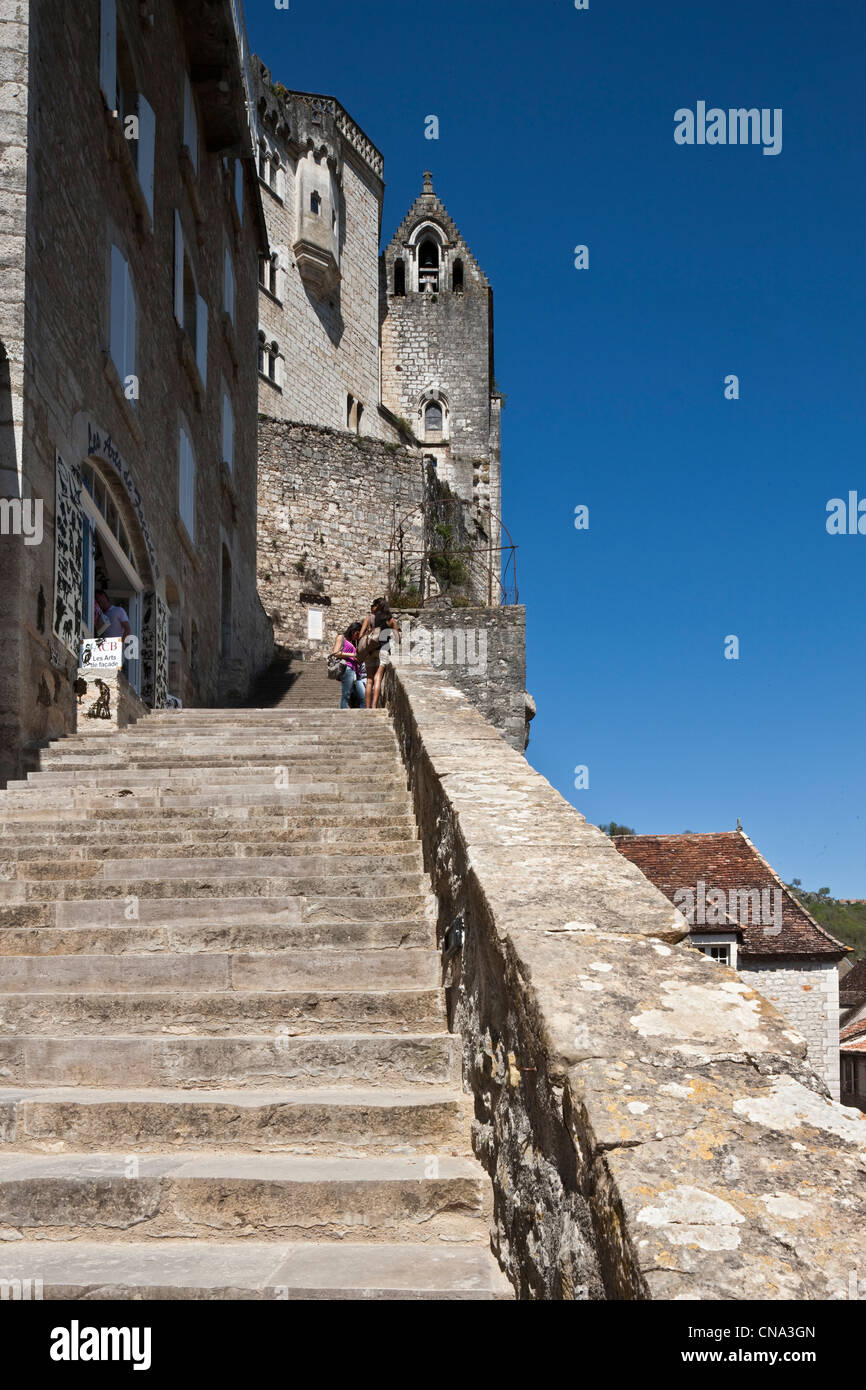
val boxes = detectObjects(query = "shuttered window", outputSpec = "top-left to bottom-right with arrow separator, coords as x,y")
222,390 -> 234,473
178,426 -> 196,541
183,74 -> 198,172
99,0 -> 117,108
109,244 -> 136,398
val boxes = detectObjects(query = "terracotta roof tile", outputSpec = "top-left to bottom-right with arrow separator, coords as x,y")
840,956 -> 866,1008
611,831 -> 847,961
841,1017 -> 866,1052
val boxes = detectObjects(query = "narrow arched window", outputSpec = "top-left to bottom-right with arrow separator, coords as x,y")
418,238 -> 439,292
452,258 -> 464,293
424,401 -> 443,433
310,191 -> 321,214
257,330 -> 266,374
394,259 -> 405,296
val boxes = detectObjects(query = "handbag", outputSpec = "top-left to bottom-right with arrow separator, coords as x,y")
327,653 -> 346,681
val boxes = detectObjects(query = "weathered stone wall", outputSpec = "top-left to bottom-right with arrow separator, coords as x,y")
391,605 -> 528,752
0,0 -> 271,783
257,417 -> 427,654
384,664 -> 866,1300
740,959 -> 841,1101
0,0 -> 31,787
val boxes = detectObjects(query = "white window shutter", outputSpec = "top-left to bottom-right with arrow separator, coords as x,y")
234,159 -> 244,221
109,244 -> 126,378
275,352 -> 284,389
138,94 -> 156,222
183,74 -> 198,172
124,267 -> 136,390
222,392 -> 234,472
99,0 -> 117,109
173,211 -> 184,325
276,166 -> 286,201
195,294 -> 208,387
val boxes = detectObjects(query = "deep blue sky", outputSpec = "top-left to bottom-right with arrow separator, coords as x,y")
245,0 -> 865,896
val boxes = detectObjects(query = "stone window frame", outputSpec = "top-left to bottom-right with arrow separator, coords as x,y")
407,221 -> 447,294
258,331 -> 283,389
417,388 -> 449,442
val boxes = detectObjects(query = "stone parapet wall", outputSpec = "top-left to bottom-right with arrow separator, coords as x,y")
383,664 -> 866,1300
391,605 -> 528,752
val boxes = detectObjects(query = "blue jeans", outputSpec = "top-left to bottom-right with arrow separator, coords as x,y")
340,666 -> 366,708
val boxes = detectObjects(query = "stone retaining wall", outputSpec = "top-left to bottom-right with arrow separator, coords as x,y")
384,664 -> 866,1300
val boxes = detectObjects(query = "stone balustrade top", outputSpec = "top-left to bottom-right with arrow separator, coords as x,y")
385,663 -> 866,1300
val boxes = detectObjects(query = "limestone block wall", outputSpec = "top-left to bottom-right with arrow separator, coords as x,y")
256,418 -> 426,653
740,959 -> 841,1100
384,663 -> 866,1301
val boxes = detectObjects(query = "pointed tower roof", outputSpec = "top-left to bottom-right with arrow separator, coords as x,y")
384,172 -> 490,286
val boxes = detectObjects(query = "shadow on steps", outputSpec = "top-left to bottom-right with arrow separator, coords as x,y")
245,647 -> 343,710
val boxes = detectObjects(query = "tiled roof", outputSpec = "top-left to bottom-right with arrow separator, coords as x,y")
841,1017 -> 866,1053
840,956 -> 866,1008
611,831 -> 847,961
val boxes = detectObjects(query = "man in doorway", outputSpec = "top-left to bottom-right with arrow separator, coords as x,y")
95,591 -> 131,644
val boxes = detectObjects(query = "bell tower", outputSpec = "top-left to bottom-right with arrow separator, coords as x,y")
380,172 -> 501,548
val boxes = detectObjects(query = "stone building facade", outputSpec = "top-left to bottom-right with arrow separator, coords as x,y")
0,0 -> 273,785
250,60 -> 390,441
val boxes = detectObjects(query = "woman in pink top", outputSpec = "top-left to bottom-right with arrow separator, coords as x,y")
331,622 -> 367,709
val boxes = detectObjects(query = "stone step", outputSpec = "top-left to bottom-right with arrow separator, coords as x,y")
0,949 -> 438,991
0,808 -> 416,834
7,849 -> 423,882
0,1152 -> 488,1243
24,762 -> 399,785
1,778 -> 407,805
0,1086 -> 470,1154
0,892 -> 434,931
144,709 -> 390,720
0,796 -> 408,821
0,871 -> 428,906
1,1032 -> 462,1087
0,920 -> 436,956
0,988 -> 445,1035
0,1240 -> 509,1298
0,838 -> 418,865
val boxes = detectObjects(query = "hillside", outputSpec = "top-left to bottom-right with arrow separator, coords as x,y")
785,884 -> 866,960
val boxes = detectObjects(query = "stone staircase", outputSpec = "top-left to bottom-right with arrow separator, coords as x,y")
0,703 -> 510,1299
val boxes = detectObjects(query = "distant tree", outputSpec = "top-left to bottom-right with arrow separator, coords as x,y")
818,886 -> 831,899
600,821 -> 636,837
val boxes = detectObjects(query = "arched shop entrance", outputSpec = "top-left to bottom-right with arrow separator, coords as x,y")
53,417 -> 167,708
